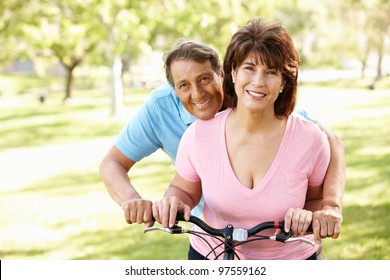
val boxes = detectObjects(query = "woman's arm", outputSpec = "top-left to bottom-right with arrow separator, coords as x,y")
304,184 -> 323,212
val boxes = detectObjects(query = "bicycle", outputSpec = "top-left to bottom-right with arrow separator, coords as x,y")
144,213 -> 315,260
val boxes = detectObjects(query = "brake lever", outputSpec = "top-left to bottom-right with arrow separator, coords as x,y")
144,225 -> 187,234
284,237 -> 315,246
270,230 -> 293,242
144,226 -> 172,234
270,231 -> 315,246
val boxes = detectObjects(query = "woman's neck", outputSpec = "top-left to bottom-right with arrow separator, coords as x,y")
228,107 -> 284,135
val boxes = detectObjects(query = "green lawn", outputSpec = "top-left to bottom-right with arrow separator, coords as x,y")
0,75 -> 389,259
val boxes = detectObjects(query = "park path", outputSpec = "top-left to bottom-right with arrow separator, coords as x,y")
0,138 -> 114,191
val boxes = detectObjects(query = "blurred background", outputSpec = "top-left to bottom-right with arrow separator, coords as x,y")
1,0 -> 389,260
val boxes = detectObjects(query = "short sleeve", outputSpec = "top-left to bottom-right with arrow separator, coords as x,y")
308,131 -> 331,186
175,122 -> 200,182
115,96 -> 161,162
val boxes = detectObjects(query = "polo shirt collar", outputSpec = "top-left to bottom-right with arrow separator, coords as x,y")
178,99 -> 197,125
170,87 -> 197,125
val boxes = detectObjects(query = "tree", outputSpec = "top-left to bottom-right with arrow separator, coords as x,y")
0,1 -> 31,66
366,0 -> 390,81
90,0 -> 154,118
18,0 -> 102,100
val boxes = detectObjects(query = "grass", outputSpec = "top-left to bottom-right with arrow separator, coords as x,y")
297,82 -> 390,260
0,74 -> 389,260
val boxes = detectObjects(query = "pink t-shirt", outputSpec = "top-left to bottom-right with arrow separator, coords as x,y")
176,108 -> 331,259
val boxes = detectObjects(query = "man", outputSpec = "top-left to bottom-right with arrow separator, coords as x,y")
99,39 -> 344,243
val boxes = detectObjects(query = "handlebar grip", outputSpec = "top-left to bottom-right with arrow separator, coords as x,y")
176,213 -> 225,237
307,223 -> 313,233
284,222 -> 313,234
176,212 -> 186,222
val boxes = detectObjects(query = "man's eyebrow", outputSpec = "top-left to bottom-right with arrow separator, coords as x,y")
198,71 -> 214,78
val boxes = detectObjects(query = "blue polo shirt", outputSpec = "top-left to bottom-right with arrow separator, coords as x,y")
115,83 -> 196,164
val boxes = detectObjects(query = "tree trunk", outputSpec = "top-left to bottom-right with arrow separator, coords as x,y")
375,50 -> 383,81
110,54 -> 124,119
361,60 -> 366,79
64,66 -> 74,100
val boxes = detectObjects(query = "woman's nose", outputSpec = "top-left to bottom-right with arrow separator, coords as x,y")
251,73 -> 265,86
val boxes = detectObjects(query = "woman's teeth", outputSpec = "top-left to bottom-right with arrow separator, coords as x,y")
247,90 -> 265,98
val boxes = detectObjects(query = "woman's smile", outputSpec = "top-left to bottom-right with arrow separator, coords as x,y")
246,90 -> 266,99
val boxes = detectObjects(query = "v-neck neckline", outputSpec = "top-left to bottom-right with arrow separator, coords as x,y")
221,108 -> 292,192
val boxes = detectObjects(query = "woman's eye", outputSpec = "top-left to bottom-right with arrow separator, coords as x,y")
244,66 -> 255,71
266,70 -> 277,75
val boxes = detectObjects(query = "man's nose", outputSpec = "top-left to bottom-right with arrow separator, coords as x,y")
191,84 -> 203,99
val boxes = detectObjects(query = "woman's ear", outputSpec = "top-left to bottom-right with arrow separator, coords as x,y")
281,80 -> 286,91
231,69 -> 236,84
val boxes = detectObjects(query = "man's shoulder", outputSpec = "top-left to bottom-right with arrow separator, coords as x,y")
149,83 -> 177,101
294,107 -> 315,122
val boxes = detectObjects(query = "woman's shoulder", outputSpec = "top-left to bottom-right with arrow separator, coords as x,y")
290,112 -> 326,139
196,108 -> 232,125
187,108 -> 232,138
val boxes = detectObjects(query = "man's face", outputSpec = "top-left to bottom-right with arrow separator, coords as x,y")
171,59 -> 223,120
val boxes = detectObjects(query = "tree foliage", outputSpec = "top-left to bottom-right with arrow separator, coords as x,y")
1,0 -> 389,112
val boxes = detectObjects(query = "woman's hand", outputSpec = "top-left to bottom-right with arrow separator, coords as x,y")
152,196 -> 191,228
284,208 -> 313,237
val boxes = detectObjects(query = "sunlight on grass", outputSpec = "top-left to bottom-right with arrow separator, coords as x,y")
312,85 -> 390,260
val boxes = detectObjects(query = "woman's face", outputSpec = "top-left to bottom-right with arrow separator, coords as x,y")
232,53 -> 284,114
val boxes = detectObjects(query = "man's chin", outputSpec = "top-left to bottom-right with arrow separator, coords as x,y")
194,111 -> 216,120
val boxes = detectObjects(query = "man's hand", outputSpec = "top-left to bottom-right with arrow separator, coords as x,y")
312,205 -> 342,243
121,198 -> 154,227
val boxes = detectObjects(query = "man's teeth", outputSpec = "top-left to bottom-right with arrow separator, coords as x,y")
194,98 -> 211,108
248,90 -> 265,97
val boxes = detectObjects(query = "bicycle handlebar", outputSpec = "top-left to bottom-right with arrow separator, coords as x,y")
145,213 -> 314,246
144,213 -> 315,260
176,213 -> 224,237
174,213 -> 313,242
176,213 -> 283,236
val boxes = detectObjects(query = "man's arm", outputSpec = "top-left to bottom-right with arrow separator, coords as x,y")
99,145 -> 154,226
306,121 -> 345,241
316,122 -> 345,210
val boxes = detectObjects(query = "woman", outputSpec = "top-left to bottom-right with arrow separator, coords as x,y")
152,18 -> 331,260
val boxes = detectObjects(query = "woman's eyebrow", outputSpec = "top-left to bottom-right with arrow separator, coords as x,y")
242,61 -> 256,66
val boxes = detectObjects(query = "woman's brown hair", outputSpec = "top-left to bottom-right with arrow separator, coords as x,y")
222,18 -> 299,118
